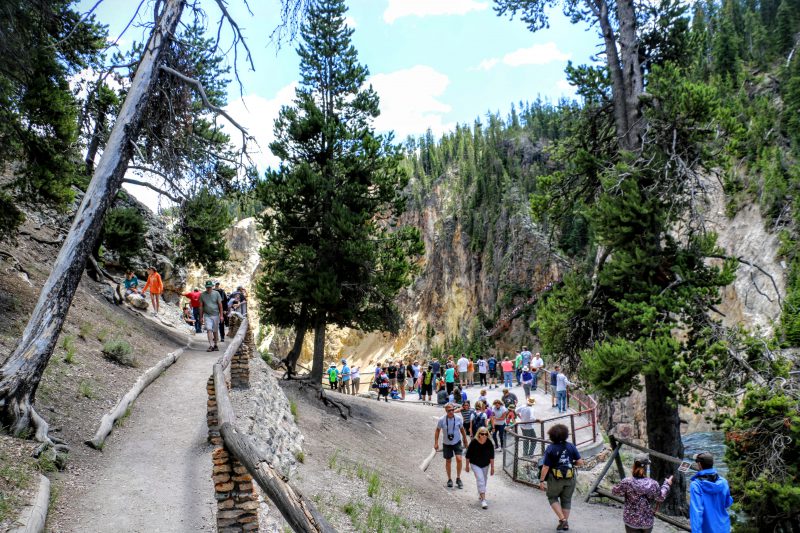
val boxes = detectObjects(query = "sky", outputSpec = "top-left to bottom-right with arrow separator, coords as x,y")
78,0 -> 598,209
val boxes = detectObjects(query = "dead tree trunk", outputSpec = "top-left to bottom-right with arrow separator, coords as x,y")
283,306 -> 309,377
0,0 -> 186,437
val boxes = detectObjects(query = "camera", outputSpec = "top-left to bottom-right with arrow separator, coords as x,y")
447,433 -> 454,441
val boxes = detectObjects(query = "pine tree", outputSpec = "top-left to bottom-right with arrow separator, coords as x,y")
257,0 -> 421,383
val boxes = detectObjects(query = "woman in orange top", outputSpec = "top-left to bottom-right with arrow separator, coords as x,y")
467,359 -> 475,387
141,266 -> 163,316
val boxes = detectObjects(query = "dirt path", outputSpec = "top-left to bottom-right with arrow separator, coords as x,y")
284,384 -> 676,533
53,333 -> 219,533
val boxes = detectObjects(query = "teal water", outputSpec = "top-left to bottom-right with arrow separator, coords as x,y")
683,431 -> 727,475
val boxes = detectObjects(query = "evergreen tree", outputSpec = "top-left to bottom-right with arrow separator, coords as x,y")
101,207 -> 146,266
257,0 -> 421,383
177,188 -> 233,276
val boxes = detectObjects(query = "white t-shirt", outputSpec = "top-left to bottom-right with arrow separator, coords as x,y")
477,359 -> 487,373
516,405 -> 536,424
437,414 -> 464,445
556,372 -> 573,392
457,357 -> 469,373
531,356 -> 544,371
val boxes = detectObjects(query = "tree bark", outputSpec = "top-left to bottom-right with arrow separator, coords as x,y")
283,305 -> 309,376
310,313 -> 326,385
644,374 -> 689,516
0,0 -> 186,436
616,0 -> 644,150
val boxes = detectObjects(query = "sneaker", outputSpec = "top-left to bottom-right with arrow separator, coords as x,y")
446,479 -> 453,488
557,519 -> 569,531
480,499 -> 488,509
456,478 -> 463,489
213,345 -> 219,351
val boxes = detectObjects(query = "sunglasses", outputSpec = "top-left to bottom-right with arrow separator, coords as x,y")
445,409 -> 454,412
476,433 -> 488,438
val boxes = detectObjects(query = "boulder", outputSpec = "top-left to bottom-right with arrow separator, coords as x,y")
126,293 -> 149,310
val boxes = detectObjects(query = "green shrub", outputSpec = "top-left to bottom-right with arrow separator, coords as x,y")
367,471 -> 380,497
78,380 -> 95,399
102,339 -> 136,367
101,207 -> 146,265
61,334 -> 76,364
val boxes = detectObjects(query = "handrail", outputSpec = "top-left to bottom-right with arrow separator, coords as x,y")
535,367 -> 598,447
211,319 -> 336,533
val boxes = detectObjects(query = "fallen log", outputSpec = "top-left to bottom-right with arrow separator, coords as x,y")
219,422 -> 335,533
8,474 -> 50,533
86,347 -> 185,449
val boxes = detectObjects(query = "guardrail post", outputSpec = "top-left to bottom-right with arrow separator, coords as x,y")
207,375 -> 221,444
213,446 -> 260,531
230,319 -> 250,389
570,415 -> 577,445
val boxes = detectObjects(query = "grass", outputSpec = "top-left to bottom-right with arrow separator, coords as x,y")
290,400 -> 298,421
78,322 -> 93,340
328,449 -> 339,470
114,404 -> 133,428
78,380 -> 96,399
391,487 -> 404,505
61,334 -> 76,364
36,454 -> 58,473
102,339 -> 137,367
342,501 -> 362,524
365,502 -> 410,532
294,450 -> 305,463
0,448 -> 35,523
96,327 -> 109,343
367,470 -> 381,498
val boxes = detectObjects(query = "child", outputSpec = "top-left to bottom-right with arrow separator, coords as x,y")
477,389 -> 488,405
390,387 -> 401,400
460,400 -> 476,439
328,363 -> 339,391
472,401 -> 488,435
377,371 -> 390,402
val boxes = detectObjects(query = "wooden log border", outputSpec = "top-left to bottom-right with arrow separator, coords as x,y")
86,347 -> 185,449
211,318 -> 335,533
8,474 -> 50,533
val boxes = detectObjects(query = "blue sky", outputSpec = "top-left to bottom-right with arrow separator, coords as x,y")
79,0 -> 597,205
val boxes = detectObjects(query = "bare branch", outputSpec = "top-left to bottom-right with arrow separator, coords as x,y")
708,254 -> 783,309
158,65 -> 252,146
122,176 -> 184,203
211,0 -> 255,94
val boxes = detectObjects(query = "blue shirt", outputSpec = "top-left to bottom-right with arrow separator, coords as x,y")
432,361 -> 441,375
341,364 -> 350,382
488,357 -> 497,371
543,442 -> 581,475
690,469 -> 733,533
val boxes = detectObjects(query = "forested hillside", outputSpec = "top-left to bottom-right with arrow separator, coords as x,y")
399,0 -> 800,527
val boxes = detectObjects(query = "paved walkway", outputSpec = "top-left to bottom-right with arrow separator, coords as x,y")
57,333 -> 218,532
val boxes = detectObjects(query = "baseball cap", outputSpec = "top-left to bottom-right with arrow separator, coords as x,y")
693,452 -> 714,469
205,280 -> 213,287
633,453 -> 651,465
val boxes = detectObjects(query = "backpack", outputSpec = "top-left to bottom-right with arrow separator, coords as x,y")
551,444 -> 575,479
424,371 -> 433,385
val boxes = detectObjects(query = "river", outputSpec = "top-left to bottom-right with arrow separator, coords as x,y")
682,431 -> 727,475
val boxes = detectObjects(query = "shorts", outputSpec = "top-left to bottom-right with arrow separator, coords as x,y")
546,476 -> 576,509
488,370 -> 497,378
204,315 -> 220,332
442,442 -> 463,459
422,383 -> 433,395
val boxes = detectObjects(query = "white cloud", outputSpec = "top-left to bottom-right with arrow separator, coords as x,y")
344,15 -> 357,28
554,79 -> 578,98
224,82 -> 298,170
473,41 -> 571,70
368,65 -> 454,139
383,0 -> 489,23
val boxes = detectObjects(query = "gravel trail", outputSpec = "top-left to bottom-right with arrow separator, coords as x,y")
53,333 -> 217,533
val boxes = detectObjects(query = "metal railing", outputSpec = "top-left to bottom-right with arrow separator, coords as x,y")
537,368 -> 599,448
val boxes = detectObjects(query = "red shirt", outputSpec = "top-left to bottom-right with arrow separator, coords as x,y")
183,290 -> 201,308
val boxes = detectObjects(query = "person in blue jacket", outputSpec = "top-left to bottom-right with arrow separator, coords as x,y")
690,452 -> 733,533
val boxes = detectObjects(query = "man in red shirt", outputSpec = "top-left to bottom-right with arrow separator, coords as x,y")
182,287 -> 202,333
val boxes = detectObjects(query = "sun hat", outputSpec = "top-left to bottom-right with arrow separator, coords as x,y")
527,397 -> 536,405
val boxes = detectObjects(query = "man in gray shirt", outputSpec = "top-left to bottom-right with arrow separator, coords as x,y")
200,280 -> 223,352
434,403 -> 468,489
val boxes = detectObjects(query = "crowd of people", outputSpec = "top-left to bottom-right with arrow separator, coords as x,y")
179,281 -> 249,352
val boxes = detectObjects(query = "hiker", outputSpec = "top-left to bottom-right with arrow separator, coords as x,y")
397,360 -> 406,399
377,370 -> 391,402
465,426 -> 495,509
214,282 -> 228,342
228,286 -> 248,317
490,399 -> 508,450
501,388 -> 518,408
501,357 -> 514,388
555,366 -> 574,413
432,359 -> 441,380
450,386 -> 467,404
516,397 -> 539,456
550,367 -> 559,407
199,280 -> 223,351
182,304 -> 195,327
433,402 -> 468,490
477,355 -> 487,386
520,346 -> 532,373
531,352 -> 544,389
436,383 -> 449,405
444,362 -> 456,395
123,271 -> 139,295
612,454 -> 673,533
387,360 -> 398,391
421,365 -> 434,401
350,365 -> 360,395
182,287 -> 202,334
410,360 -> 420,392
487,354 -> 498,389
340,358 -> 351,394
690,452 -> 733,533
514,351 -> 523,385
467,358 -> 475,387
521,366 -> 535,400
477,389 -> 488,405
141,266 -> 163,316
459,400 -> 475,439
471,400 -> 488,435
457,353 -> 469,388
539,423 -> 585,531
328,363 -> 339,391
